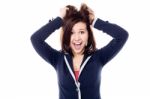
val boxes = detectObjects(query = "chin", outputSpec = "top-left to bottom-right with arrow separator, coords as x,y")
73,49 -> 84,55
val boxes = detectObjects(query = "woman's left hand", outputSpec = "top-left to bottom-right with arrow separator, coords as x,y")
59,7 -> 69,19
88,7 -> 95,25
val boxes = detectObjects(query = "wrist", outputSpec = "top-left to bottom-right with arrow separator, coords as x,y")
59,15 -> 63,20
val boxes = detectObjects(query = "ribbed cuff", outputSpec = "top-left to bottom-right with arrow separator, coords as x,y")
92,18 -> 98,27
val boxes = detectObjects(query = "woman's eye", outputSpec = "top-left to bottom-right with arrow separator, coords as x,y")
80,31 -> 84,34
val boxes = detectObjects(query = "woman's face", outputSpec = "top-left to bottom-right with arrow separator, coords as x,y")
70,22 -> 88,56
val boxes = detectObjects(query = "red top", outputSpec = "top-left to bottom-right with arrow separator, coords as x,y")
74,70 -> 79,80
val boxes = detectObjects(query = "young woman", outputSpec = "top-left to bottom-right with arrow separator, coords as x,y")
31,4 -> 128,99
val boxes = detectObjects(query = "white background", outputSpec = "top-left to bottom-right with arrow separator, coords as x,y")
0,0 -> 150,99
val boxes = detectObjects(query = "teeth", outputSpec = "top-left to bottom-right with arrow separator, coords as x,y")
74,42 -> 81,45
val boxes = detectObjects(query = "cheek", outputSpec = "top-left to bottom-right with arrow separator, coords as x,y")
83,34 -> 89,42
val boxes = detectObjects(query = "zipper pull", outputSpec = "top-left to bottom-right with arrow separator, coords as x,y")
76,81 -> 80,92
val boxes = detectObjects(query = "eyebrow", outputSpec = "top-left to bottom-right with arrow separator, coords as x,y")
72,29 -> 86,32
75,29 -> 86,31
79,29 -> 85,30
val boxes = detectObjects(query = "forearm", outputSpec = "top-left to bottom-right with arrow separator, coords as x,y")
93,18 -> 128,42
31,17 -> 63,42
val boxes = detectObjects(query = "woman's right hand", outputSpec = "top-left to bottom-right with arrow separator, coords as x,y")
59,7 -> 69,19
88,7 -> 95,25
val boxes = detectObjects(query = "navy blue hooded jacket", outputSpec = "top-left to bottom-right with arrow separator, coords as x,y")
31,17 -> 128,99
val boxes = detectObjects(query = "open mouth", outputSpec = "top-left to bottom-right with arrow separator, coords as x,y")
73,42 -> 82,50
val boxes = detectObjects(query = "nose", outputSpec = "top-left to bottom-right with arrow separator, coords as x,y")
74,33 -> 81,41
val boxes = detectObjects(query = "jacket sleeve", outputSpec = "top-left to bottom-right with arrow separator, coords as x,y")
30,17 -> 63,69
93,18 -> 129,66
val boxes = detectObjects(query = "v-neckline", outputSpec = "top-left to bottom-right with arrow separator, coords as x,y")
73,55 -> 84,71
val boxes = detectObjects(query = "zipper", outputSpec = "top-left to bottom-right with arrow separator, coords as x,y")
64,55 -> 91,99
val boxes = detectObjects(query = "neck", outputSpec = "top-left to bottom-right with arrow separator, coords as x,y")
73,53 -> 84,58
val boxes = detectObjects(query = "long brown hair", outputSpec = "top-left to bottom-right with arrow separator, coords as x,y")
61,4 -> 96,56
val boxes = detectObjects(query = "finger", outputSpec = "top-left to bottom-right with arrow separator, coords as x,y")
66,7 -> 69,10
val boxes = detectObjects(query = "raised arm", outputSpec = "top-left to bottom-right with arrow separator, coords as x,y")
93,18 -> 129,66
30,7 -> 69,68
30,17 -> 63,68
